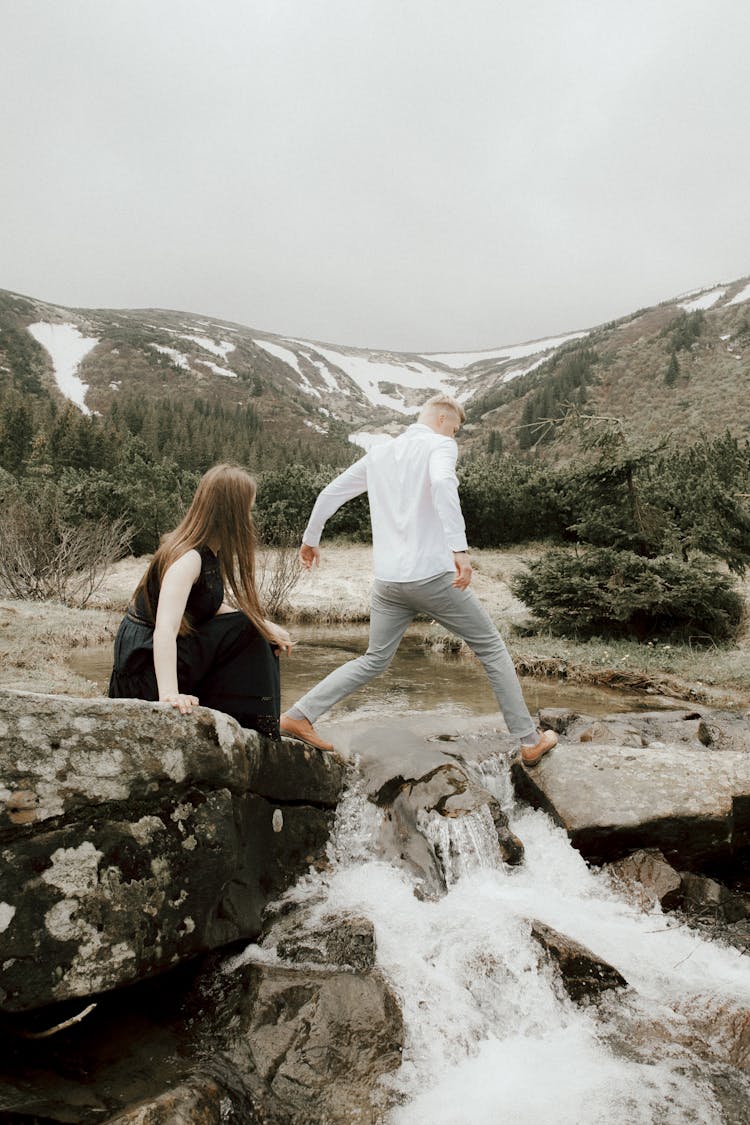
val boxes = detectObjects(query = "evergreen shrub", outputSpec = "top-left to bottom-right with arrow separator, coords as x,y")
512,547 -> 744,642
458,455 -> 566,546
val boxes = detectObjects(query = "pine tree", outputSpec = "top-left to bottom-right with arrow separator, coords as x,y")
487,429 -> 503,454
0,398 -> 34,473
518,398 -> 535,450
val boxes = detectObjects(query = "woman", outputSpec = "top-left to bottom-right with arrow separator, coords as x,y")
108,464 -> 291,739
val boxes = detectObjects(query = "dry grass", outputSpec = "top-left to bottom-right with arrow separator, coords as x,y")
0,599 -> 121,697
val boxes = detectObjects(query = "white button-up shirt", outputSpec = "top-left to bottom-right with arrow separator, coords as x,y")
302,423 -> 469,582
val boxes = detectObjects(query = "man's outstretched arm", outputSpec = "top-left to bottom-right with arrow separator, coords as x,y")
300,457 -> 369,567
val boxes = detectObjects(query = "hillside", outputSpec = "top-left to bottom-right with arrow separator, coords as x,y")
1,276 -> 749,466
464,279 -> 750,460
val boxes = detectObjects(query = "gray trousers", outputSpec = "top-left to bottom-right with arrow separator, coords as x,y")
294,571 -> 537,740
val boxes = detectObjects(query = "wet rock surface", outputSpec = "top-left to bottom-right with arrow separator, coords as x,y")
186,899 -> 402,1124
512,707 -> 750,868
268,902 -> 377,973
605,848 -> 750,955
197,960 -> 402,1124
103,1077 -> 230,1124
330,715 -> 524,894
679,871 -> 750,925
606,848 -> 685,910
530,920 -> 628,1002
0,899 -> 403,1124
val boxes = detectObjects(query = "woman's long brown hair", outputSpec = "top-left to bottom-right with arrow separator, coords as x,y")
133,464 -> 273,639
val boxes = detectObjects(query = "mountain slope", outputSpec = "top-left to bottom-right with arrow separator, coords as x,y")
462,279 -> 750,458
1,276 -> 749,463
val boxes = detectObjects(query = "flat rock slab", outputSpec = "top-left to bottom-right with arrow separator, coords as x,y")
539,706 -> 750,754
327,712 -> 516,795
324,715 -> 524,891
512,743 -> 750,866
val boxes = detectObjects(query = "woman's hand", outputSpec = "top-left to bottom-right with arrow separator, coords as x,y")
160,691 -> 200,715
265,620 -> 295,656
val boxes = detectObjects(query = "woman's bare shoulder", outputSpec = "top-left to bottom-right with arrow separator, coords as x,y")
163,549 -> 202,581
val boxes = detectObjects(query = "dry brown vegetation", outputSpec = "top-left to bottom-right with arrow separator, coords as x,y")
463,297 -> 750,462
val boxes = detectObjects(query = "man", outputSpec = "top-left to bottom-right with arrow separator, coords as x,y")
280,393 -> 556,766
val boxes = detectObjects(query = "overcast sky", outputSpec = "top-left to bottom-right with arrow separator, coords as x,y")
2,1 -> 749,351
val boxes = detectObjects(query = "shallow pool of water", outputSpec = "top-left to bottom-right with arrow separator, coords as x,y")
71,624 -> 670,718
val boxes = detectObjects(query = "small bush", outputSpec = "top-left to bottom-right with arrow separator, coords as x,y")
0,481 -> 131,607
512,547 -> 744,642
256,533 -> 302,619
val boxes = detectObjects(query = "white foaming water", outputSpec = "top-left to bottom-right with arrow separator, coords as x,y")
238,768 -> 750,1123
422,805 -> 504,883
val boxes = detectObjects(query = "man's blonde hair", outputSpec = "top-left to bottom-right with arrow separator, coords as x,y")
419,393 -> 466,424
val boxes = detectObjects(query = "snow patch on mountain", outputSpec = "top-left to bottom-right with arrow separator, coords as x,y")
196,359 -> 237,379
249,327 -> 584,413
179,334 -> 236,360
349,431 -> 394,452
727,280 -> 750,306
503,355 -> 550,382
287,340 -> 456,413
27,322 -> 99,414
300,352 -> 347,394
151,344 -> 190,369
254,339 -> 323,396
421,331 -> 588,370
678,287 -> 727,312
254,339 -> 304,376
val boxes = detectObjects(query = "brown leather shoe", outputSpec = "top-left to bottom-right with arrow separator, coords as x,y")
280,713 -> 335,753
520,729 -> 557,767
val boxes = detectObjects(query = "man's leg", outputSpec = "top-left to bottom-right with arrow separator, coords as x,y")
406,573 -> 538,742
288,581 -> 414,724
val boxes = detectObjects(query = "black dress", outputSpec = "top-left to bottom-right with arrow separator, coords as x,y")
108,546 -> 280,739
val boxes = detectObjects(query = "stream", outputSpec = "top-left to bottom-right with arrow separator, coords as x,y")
71,624 -> 676,717
232,765 -> 750,1123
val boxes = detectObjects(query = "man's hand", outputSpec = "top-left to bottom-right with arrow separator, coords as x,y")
452,551 -> 473,590
300,543 -> 320,570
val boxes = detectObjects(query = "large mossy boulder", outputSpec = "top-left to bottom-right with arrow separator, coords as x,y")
0,690 -> 348,1012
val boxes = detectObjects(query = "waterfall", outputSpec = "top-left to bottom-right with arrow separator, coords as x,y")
238,771 -> 750,1124
422,805 -> 504,883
